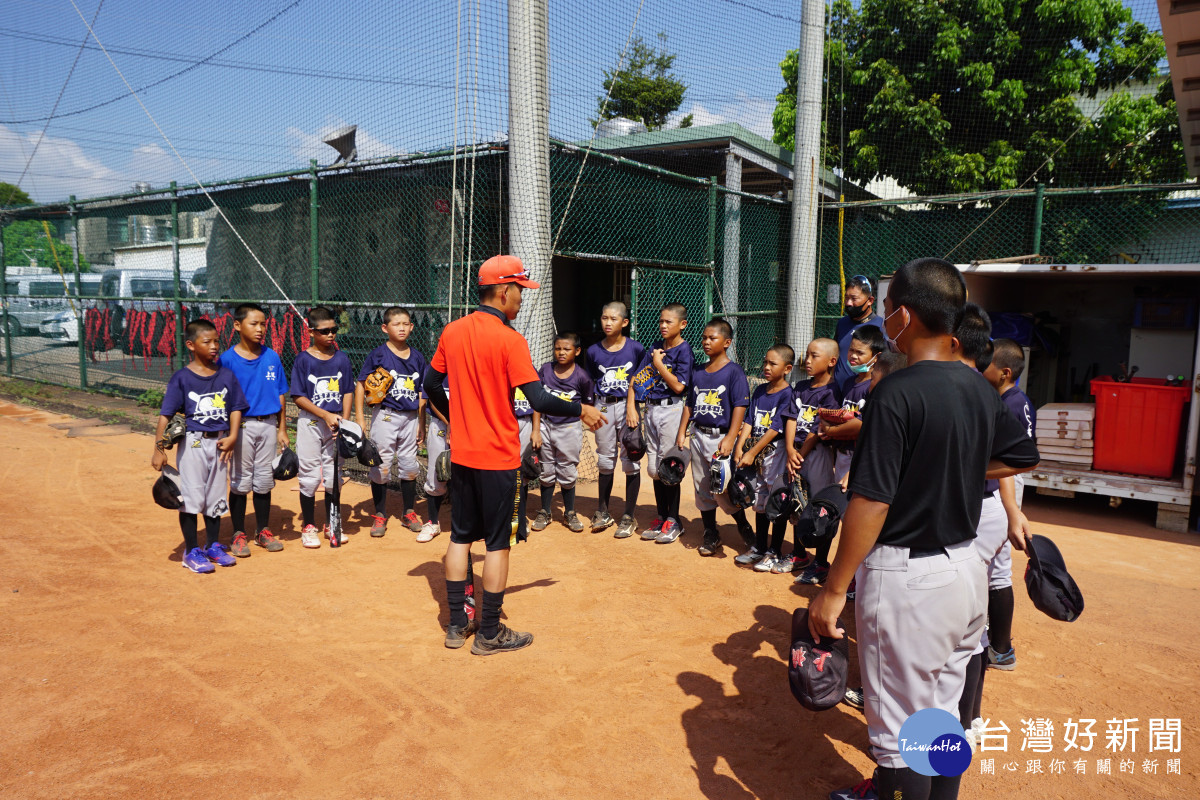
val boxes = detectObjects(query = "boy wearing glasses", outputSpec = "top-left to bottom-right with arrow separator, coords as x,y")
833,274 -> 885,394
290,305 -> 354,548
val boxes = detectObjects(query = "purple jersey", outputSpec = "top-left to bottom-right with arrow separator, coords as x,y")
357,343 -> 427,412
774,378 -> 840,440
161,366 -> 249,433
633,340 -> 694,400
289,350 -> 354,413
687,361 -> 750,431
539,362 -> 594,425
587,337 -> 646,401
831,376 -> 872,452
1002,387 -> 1036,441
747,383 -> 792,438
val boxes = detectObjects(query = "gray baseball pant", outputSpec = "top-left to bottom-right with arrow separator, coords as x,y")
643,399 -> 685,480
517,416 -> 533,453
178,431 -> 231,517
297,409 -> 336,496
539,419 -> 582,488
368,407 -> 420,484
800,441 -> 837,494
593,399 -> 638,474
856,539 -> 987,769
230,416 -> 277,495
834,448 -> 853,484
423,417 -> 449,497
973,491 -> 1010,653
689,427 -> 734,513
752,445 -> 787,514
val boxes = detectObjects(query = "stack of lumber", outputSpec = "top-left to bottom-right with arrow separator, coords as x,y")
1035,403 -> 1094,468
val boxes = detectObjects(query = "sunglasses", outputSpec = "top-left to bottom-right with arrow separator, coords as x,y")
497,270 -> 531,282
848,274 -> 874,293
310,325 -> 340,335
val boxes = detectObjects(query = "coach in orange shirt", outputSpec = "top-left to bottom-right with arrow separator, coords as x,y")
423,255 -> 605,655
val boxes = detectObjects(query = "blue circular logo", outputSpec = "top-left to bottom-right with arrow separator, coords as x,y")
898,708 -> 971,777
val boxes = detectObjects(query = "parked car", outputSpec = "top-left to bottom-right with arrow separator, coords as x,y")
3,275 -> 101,337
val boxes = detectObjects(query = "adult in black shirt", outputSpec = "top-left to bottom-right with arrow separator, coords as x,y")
810,258 -> 1038,800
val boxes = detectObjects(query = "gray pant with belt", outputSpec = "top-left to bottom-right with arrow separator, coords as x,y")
231,415 -> 277,495
643,398 -> 685,480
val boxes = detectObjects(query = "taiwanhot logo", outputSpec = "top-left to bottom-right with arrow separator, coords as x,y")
898,709 -> 972,777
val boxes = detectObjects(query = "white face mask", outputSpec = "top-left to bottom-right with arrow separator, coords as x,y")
883,307 -> 910,353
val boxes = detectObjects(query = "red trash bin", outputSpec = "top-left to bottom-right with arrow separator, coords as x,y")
1090,377 -> 1191,478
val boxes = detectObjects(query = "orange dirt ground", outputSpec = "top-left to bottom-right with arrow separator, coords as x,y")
1,400 -> 1198,800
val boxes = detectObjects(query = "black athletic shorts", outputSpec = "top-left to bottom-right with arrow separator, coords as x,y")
449,463 -> 526,551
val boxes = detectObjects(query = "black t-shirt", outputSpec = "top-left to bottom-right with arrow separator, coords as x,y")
847,360 -> 1040,549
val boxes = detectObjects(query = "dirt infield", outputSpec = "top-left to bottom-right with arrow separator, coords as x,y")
1,400 -> 1197,800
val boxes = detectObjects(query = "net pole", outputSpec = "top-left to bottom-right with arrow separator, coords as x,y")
508,0 -> 553,363
785,0 -> 824,349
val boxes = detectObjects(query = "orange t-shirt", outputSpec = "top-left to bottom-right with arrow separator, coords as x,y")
430,308 -> 539,470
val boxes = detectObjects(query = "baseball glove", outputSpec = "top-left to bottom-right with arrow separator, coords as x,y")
818,407 -> 856,425
363,366 -> 394,405
160,414 -> 186,451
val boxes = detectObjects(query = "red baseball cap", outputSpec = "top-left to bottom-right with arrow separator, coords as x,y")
478,254 -> 540,288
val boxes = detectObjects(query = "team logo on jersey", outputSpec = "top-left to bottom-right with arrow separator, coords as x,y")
596,361 -> 633,395
513,387 -> 532,415
752,404 -> 776,435
265,365 -> 277,382
552,388 -> 578,404
841,397 -> 866,413
389,370 -> 420,403
799,404 -> 818,424
694,386 -> 726,419
187,388 -> 229,424
307,371 -> 343,407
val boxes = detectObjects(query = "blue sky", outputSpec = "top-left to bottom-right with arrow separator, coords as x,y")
0,0 -> 1167,204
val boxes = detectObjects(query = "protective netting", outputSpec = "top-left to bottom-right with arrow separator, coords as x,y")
2,0 -> 1196,485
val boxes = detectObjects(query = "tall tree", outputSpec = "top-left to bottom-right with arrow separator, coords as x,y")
2,220 -> 90,272
772,0 -> 1185,195
596,33 -> 691,131
0,182 -> 33,208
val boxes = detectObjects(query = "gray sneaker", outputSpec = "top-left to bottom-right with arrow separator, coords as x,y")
754,551 -> 780,572
697,528 -> 721,556
565,511 -> 585,533
531,509 -> 552,532
470,623 -> 534,655
734,546 -> 764,566
655,518 -> 682,544
444,618 -> 479,649
614,514 -> 638,539
590,510 -> 615,532
640,517 -> 664,540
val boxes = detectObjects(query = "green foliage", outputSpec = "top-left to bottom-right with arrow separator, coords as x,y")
136,387 -> 166,408
596,33 -> 688,131
772,0 -> 1186,195
2,220 -> 91,272
0,182 -> 33,208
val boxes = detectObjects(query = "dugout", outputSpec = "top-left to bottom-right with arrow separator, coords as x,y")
879,263 -> 1200,533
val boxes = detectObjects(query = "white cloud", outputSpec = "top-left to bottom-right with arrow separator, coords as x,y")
0,124 -> 125,203
285,119 -> 406,164
668,94 -> 778,140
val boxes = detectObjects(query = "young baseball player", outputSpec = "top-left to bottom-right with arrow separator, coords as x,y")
776,338 -> 840,580
820,325 -> 885,482
674,318 -> 750,555
289,306 -> 354,548
531,332 -> 595,533
809,258 -> 1038,800
734,344 -> 794,568
354,307 -> 427,539
418,369 -> 451,542
628,302 -> 693,542
586,301 -> 646,536
981,337 -> 1036,672
152,319 -> 248,573
221,303 -> 289,556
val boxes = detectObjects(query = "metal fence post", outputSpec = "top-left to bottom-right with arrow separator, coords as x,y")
70,196 -> 88,389
630,267 -> 639,338
1031,182 -> 1046,256
171,182 -> 186,368
0,221 -> 10,376
707,176 -> 718,273
309,159 -> 320,304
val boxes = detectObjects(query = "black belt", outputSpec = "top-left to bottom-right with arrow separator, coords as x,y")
909,547 -> 947,559
695,425 -> 726,435
599,395 -> 625,405
245,413 -> 279,421
645,396 -> 682,406
200,430 -> 224,439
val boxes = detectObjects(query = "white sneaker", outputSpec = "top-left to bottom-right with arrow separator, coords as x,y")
301,524 -> 321,549
338,529 -> 348,544
416,521 -> 441,543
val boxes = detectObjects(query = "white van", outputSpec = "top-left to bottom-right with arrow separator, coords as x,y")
99,268 -> 201,301
3,274 -> 102,337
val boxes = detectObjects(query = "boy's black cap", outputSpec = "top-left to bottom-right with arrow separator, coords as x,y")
800,485 -> 847,541
152,465 -> 183,510
620,424 -> 646,462
273,446 -> 299,480
789,608 -> 849,712
727,466 -> 756,509
658,455 -> 687,487
337,420 -> 364,459
520,444 -> 541,481
357,438 -> 383,468
766,485 -> 797,521
1024,534 -> 1084,622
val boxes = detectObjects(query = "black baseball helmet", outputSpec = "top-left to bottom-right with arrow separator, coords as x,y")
621,423 -> 646,462
357,438 -> 383,468
658,454 -> 687,487
788,608 -> 849,712
766,485 -> 797,521
152,465 -> 183,510
520,445 -> 541,481
799,485 -> 848,542
337,420 -> 364,459
272,447 -> 299,480
727,466 -> 757,510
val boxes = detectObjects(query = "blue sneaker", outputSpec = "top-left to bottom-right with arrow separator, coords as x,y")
204,542 -> 236,567
987,645 -> 1016,671
182,547 -> 216,573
